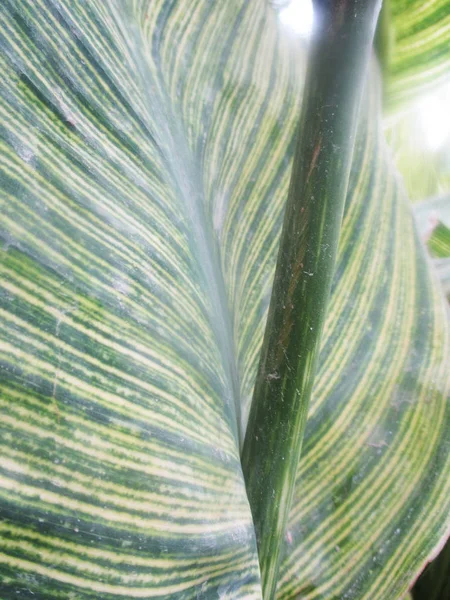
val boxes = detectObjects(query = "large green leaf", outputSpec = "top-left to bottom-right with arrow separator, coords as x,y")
0,2 -> 449,600
0,0 -> 261,597
385,0 -> 450,107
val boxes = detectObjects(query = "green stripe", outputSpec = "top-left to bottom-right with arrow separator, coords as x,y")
428,221 -> 450,258
0,1 -> 449,599
385,0 -> 450,106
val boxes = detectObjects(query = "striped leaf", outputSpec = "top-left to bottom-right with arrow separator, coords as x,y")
0,0 -> 261,597
385,0 -> 450,107
0,2 -> 449,600
428,222 -> 450,258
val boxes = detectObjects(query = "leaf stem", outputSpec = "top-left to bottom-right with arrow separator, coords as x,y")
241,1 -> 382,597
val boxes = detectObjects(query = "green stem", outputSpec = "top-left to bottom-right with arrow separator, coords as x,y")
241,1 -> 381,597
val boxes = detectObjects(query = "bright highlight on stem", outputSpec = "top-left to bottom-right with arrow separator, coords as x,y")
241,1 -> 382,598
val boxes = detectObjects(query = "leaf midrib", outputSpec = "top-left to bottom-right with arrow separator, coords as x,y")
108,1 -> 243,447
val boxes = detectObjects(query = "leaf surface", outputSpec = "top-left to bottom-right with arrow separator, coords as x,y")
0,1 -> 449,600
386,0 -> 450,106
0,0 -> 262,597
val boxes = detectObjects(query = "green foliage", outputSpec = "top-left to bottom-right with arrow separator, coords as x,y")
428,222 -> 450,259
384,0 -> 450,108
0,1 -> 449,599
242,2 -> 382,596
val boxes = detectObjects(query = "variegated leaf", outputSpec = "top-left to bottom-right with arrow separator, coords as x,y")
0,1 -> 449,600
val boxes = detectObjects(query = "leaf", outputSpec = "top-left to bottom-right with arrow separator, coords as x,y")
428,222 -> 450,258
385,0 -> 450,107
0,1 -> 261,597
0,2 -> 449,600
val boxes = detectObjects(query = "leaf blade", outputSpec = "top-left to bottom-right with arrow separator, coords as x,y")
0,1 -> 260,597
